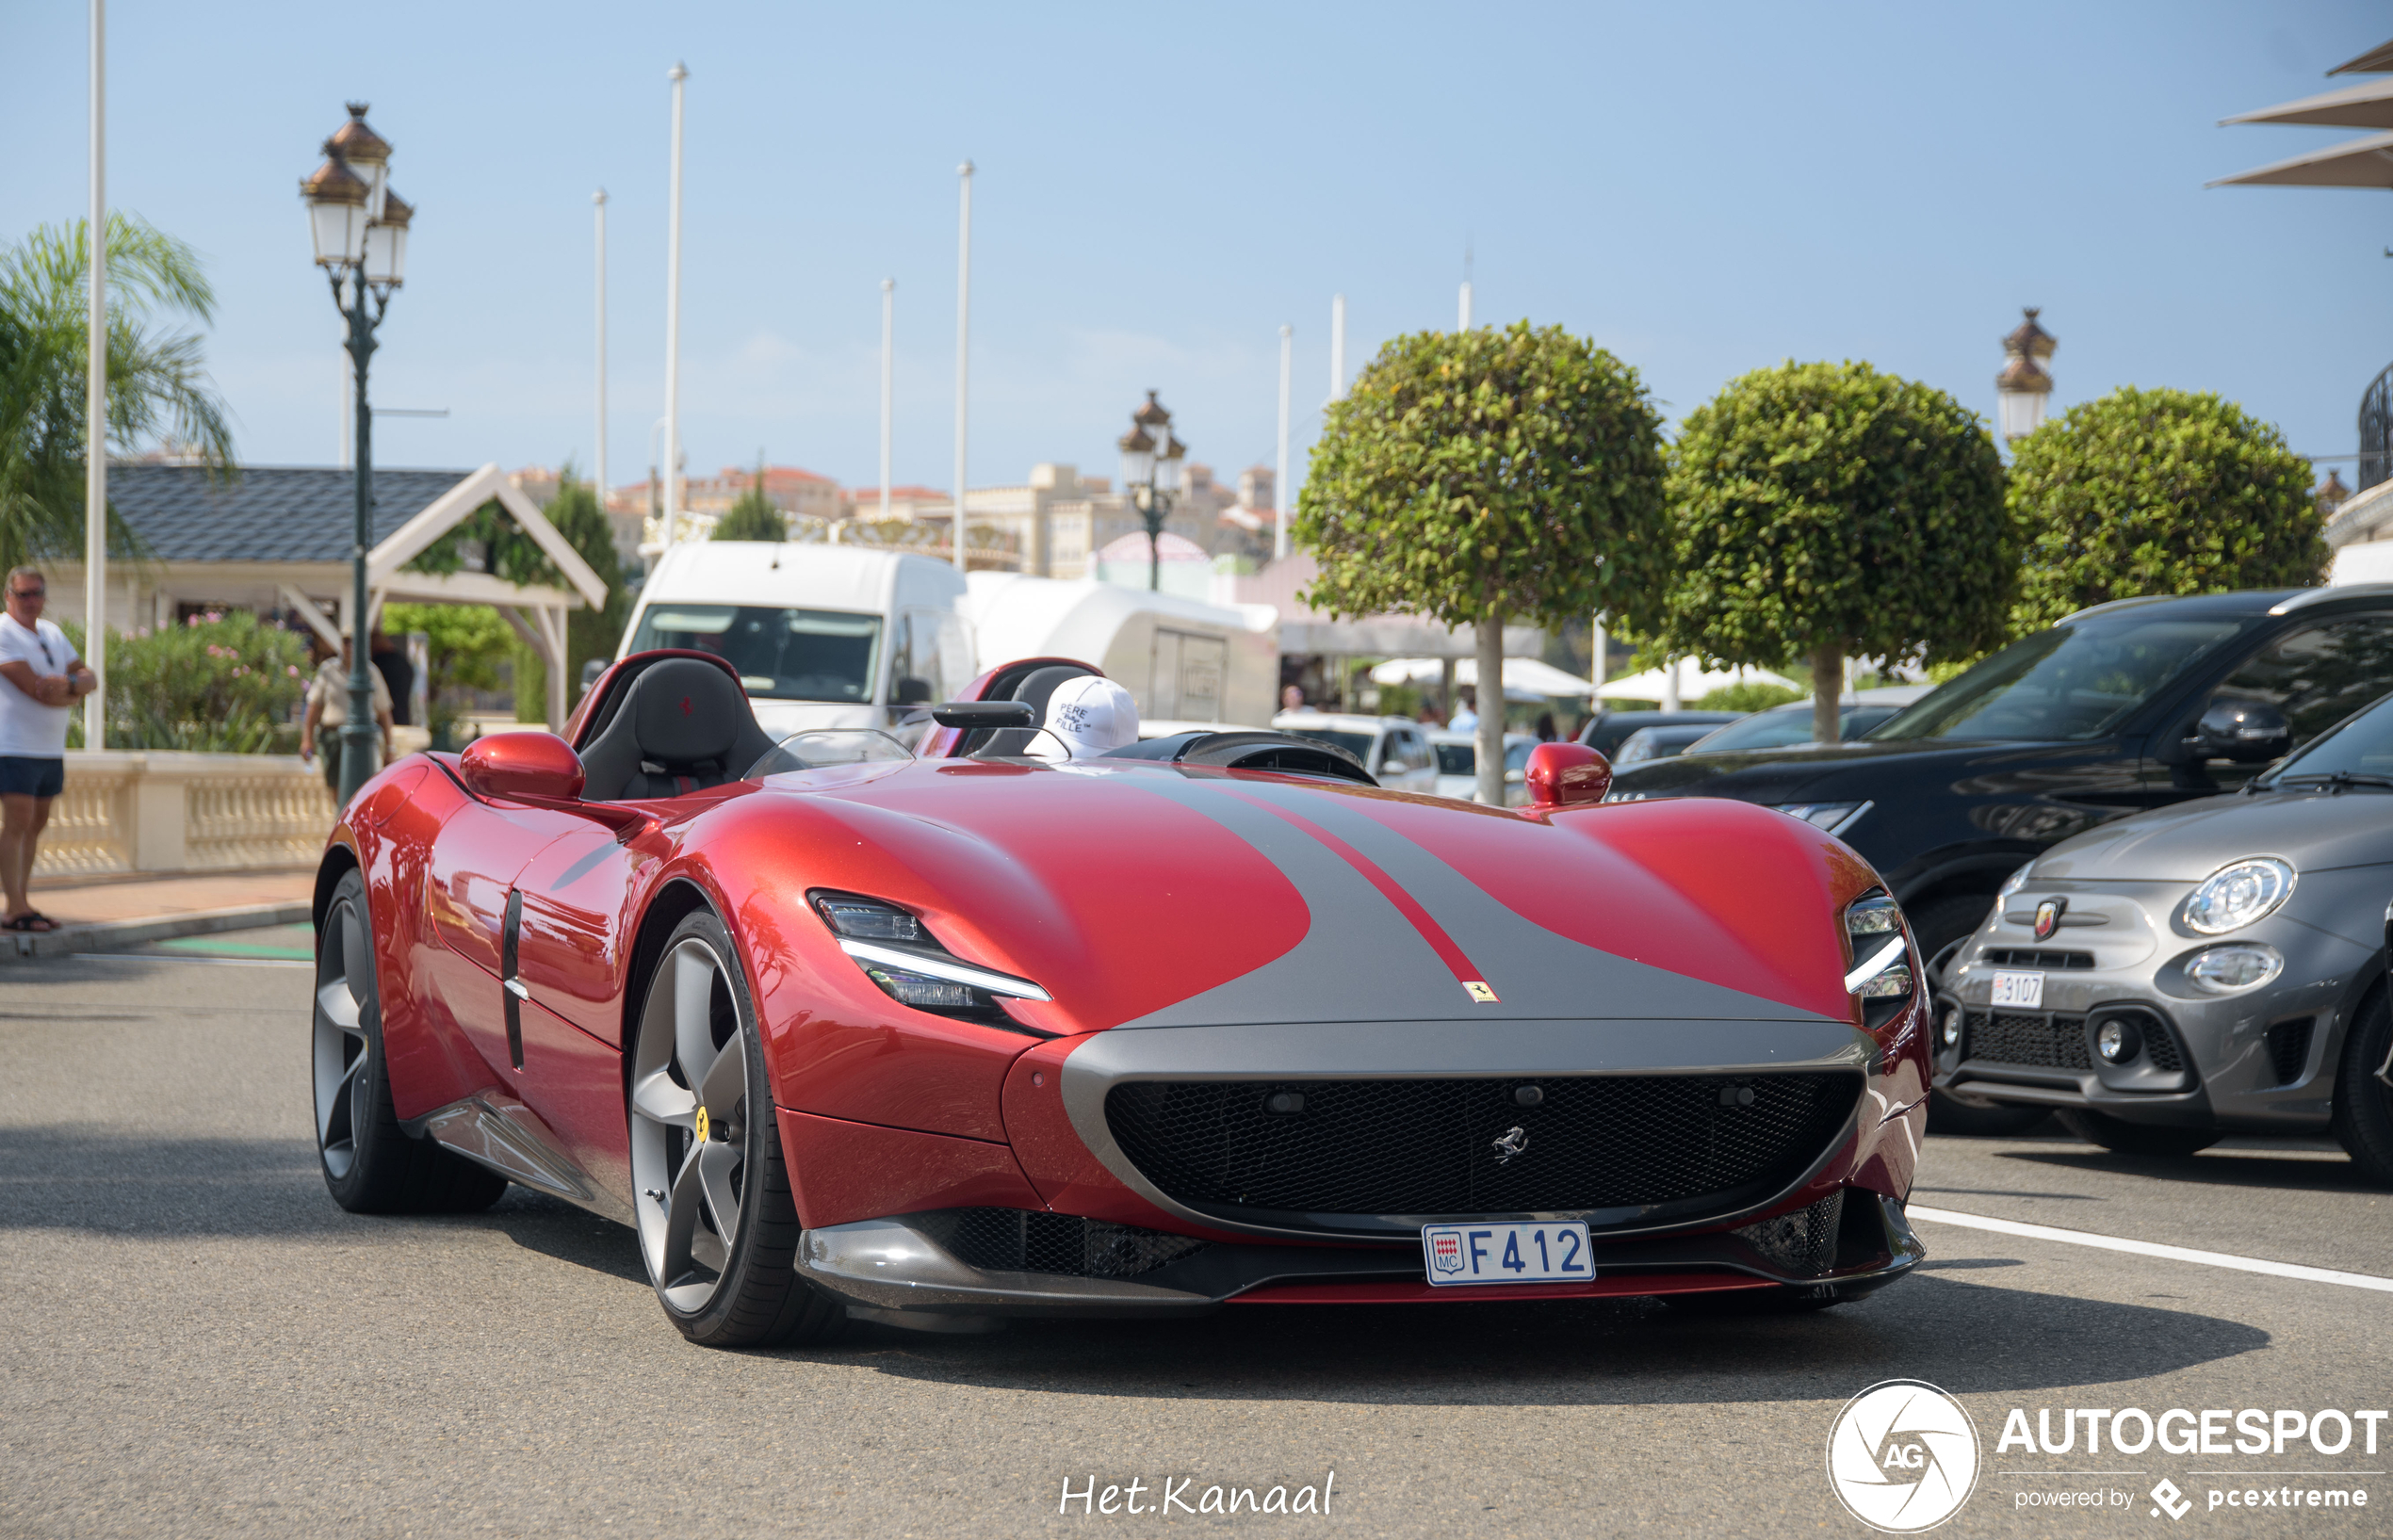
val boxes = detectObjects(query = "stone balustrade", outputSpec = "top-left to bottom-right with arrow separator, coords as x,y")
33,752 -> 339,879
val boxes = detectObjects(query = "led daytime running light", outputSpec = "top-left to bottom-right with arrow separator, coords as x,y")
1844,937 -> 1907,995
836,938 -> 1051,1002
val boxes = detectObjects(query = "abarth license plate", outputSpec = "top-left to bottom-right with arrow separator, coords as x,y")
1989,969 -> 2045,1009
1422,1222 -> 1594,1287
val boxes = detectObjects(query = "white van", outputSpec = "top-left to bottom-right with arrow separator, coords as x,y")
619,543 -> 974,740
964,574 -> 1278,731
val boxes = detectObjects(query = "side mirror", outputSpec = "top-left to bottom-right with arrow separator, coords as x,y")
2193,698 -> 2292,764
459,732 -> 587,802
1524,741 -> 1611,808
894,675 -> 934,706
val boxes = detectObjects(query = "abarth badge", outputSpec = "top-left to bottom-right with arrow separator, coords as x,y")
2033,898 -> 2068,941
1491,1126 -> 1528,1164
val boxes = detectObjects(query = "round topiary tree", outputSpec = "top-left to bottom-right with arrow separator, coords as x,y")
1296,321 -> 1671,802
1657,360 -> 2013,742
2007,385 -> 2328,632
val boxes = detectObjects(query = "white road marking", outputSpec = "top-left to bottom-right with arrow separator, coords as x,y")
1908,1205 -> 2393,1294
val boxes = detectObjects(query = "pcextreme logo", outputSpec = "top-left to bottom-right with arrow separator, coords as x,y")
1827,1380 -> 1983,1532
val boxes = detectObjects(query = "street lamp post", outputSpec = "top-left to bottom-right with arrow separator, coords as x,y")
1995,307 -> 2056,445
1115,390 -> 1183,592
299,103 -> 410,807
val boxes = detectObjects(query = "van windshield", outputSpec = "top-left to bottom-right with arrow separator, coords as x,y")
629,605 -> 883,703
1867,615 -> 2246,743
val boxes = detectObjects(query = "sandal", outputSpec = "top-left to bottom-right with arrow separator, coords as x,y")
3,913 -> 57,933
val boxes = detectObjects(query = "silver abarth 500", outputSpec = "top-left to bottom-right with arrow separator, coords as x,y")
1932,689 -> 2393,1178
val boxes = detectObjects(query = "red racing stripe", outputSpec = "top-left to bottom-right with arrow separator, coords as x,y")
1221,788 -> 1485,986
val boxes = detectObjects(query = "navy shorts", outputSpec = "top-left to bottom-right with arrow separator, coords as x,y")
0,755 -> 65,798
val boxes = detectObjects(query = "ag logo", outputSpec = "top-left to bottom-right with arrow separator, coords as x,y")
1825,1379 -> 1979,1532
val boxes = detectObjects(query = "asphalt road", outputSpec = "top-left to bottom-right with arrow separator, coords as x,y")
5,934 -> 2390,1539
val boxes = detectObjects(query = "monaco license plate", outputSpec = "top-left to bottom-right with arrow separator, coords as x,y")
1422,1222 -> 1594,1287
1989,969 -> 2045,1009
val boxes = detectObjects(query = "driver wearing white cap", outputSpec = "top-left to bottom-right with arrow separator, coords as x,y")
1032,673 -> 1138,760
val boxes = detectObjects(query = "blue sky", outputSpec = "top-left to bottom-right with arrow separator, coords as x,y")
4,2 -> 2389,500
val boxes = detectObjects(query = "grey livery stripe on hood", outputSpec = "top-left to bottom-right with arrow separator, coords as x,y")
1113,772 -> 1840,1029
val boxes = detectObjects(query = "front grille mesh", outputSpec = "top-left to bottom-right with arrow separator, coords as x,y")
1982,948 -> 2096,970
1966,1009 -> 2092,1069
1103,1074 -> 1860,1222
1732,1191 -> 1845,1275
915,1208 -> 1208,1279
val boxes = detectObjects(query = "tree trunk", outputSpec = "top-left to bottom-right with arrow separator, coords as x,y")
1812,641 -> 1843,744
1476,607 -> 1506,804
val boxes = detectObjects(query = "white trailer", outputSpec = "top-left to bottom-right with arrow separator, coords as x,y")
963,574 -> 1278,731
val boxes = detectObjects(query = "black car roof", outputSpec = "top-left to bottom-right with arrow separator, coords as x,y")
2059,589 -> 2309,624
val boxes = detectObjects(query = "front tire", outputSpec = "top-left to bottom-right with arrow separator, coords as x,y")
2331,988 -> 2393,1187
2055,1108 -> 2220,1158
314,868 -> 508,1214
627,910 -> 843,1349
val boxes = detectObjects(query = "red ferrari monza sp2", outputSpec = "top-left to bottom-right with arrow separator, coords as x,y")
310,651 -> 1929,1347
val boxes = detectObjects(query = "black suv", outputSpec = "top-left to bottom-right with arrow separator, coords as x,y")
1605,586 -> 2393,1119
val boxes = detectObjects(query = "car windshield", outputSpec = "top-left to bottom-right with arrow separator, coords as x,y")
629,605 -> 883,703
1690,704 -> 1900,753
2261,692 -> 2393,786
1866,616 -> 2246,742
1435,742 -> 1474,775
1284,728 -> 1377,760
747,729 -> 913,779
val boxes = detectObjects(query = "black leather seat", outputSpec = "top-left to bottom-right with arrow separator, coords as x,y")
578,658 -> 778,801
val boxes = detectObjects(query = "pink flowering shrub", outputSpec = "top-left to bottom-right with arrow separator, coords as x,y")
62,610 -> 312,752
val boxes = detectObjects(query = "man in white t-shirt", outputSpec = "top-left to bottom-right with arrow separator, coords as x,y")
0,566 -> 97,932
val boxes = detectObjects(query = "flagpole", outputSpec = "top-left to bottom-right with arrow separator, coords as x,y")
951,160 -> 973,572
83,0 -> 107,752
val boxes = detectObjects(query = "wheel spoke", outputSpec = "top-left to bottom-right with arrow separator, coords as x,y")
339,902 -> 370,1012
672,944 -> 722,1095
316,981 -> 361,1031
631,1067 -> 696,1128
698,1026 -> 746,1116
661,1143 -> 710,1281
696,1140 -> 742,1252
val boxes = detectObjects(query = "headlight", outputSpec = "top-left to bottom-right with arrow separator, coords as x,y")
2183,857 -> 2296,935
1843,890 -> 1913,1026
1997,862 -> 2032,900
1781,801 -> 1871,835
2185,943 -> 2284,995
809,890 -> 1051,1019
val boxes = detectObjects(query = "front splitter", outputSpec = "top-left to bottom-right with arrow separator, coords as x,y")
793,1193 -> 1925,1327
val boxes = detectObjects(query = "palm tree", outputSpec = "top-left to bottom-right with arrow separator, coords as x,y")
0,214 -> 236,572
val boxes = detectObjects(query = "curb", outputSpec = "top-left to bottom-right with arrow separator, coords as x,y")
3,900 -> 314,964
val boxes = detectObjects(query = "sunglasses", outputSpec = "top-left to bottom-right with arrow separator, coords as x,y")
6,589 -> 42,601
